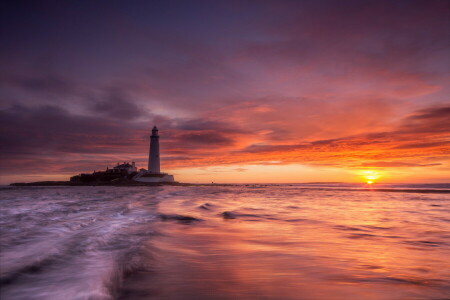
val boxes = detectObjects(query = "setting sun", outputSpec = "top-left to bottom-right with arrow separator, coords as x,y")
361,170 -> 382,184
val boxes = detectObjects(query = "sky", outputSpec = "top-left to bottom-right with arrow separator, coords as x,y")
0,0 -> 449,184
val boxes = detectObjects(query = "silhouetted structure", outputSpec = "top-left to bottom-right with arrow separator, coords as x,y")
149,126 -> 161,173
134,126 -> 175,183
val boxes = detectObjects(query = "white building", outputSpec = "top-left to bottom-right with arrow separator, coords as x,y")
133,126 -> 175,183
110,162 -> 137,174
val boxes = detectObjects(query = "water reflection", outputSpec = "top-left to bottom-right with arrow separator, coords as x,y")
120,186 -> 450,300
1,185 -> 449,299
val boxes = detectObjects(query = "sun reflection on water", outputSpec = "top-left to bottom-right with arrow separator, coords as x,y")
146,185 -> 449,300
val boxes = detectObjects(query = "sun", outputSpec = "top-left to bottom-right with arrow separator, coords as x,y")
361,170 -> 381,184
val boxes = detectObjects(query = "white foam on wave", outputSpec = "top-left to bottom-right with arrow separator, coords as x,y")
0,187 -> 161,300
2,251 -> 119,300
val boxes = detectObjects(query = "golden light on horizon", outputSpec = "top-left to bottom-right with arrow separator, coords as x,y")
361,170 -> 382,184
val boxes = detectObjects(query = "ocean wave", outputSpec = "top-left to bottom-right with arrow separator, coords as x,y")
1,185 -> 449,300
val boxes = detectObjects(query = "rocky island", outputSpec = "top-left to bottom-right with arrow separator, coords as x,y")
10,126 -> 178,186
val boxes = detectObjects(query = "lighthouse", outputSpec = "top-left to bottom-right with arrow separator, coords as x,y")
148,126 -> 161,173
134,126 -> 175,183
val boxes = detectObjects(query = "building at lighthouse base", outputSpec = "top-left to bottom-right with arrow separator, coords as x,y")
133,170 -> 175,183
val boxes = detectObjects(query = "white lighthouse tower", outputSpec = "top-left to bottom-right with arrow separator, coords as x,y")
149,126 -> 160,173
133,126 -> 175,183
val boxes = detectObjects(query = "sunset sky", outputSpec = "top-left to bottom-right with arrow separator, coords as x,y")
1,0 -> 449,184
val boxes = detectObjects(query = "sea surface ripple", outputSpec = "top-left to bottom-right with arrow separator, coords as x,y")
0,184 -> 449,299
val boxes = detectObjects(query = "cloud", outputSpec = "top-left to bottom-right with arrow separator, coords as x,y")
358,162 -> 442,168
230,0 -> 448,103
0,73 -> 74,95
165,105 -> 450,169
0,104 -> 144,159
176,131 -> 234,146
393,142 -> 450,150
1,97 -> 448,180
91,90 -> 148,119
396,106 -> 450,134
409,106 -> 450,120
240,143 -> 303,154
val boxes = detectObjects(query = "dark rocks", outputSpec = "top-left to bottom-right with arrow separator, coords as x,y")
221,211 -> 236,219
158,214 -> 201,223
198,203 -> 212,210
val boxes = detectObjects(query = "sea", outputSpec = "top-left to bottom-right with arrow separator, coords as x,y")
0,183 -> 449,300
